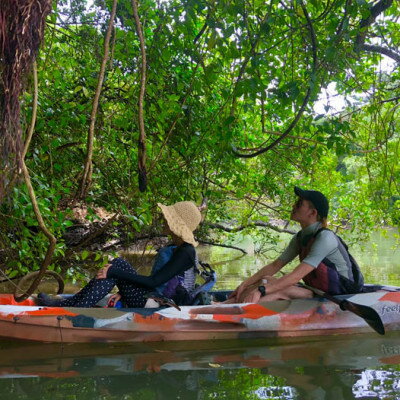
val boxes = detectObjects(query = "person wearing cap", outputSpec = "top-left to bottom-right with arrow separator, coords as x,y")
38,201 -> 202,308
227,187 -> 364,303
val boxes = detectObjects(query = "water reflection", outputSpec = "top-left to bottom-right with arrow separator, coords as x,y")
354,369 -> 400,399
0,333 -> 399,400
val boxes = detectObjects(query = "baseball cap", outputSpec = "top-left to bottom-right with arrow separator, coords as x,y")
294,186 -> 329,218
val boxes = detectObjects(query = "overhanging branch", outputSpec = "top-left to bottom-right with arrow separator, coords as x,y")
205,221 -> 296,235
359,44 -> 400,64
354,0 -> 399,63
197,240 -> 248,254
232,0 -> 318,158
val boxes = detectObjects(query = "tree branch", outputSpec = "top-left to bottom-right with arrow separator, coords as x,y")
205,221 -> 296,235
193,10 -> 210,44
355,0 -> 393,45
232,0 -> 318,158
197,240 -> 248,254
205,177 -> 280,212
354,0 -> 399,63
148,62 -> 201,173
359,43 -> 400,63
131,0 -> 148,192
78,0 -> 118,199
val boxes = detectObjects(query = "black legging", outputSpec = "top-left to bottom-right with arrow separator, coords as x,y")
58,258 -> 150,308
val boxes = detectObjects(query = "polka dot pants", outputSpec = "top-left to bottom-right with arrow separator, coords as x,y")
60,258 -> 149,308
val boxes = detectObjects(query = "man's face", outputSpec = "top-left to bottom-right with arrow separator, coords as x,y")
290,198 -> 316,223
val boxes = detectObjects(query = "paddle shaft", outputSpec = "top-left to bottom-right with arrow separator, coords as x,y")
303,285 -> 341,306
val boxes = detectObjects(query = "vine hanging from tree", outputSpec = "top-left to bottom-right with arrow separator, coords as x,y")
78,0 -> 118,199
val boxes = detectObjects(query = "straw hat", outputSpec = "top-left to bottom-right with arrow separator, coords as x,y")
157,201 -> 201,246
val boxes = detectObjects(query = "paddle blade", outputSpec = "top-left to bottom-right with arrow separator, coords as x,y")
340,300 -> 385,335
145,292 -> 181,311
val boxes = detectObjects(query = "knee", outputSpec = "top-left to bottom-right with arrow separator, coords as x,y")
110,257 -> 137,273
287,286 -> 314,299
111,257 -> 132,268
262,292 -> 291,301
304,289 -> 314,298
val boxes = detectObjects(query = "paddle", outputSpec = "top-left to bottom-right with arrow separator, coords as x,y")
144,292 -> 181,311
302,284 -> 385,335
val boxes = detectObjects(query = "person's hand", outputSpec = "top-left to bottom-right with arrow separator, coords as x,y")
96,264 -> 111,279
235,281 -> 249,300
241,288 -> 262,303
228,288 -> 238,299
107,293 -> 121,307
228,281 -> 247,300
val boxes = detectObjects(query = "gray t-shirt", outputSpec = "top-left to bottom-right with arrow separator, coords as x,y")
278,222 -> 350,279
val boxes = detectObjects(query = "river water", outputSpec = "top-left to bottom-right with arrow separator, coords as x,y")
0,229 -> 399,399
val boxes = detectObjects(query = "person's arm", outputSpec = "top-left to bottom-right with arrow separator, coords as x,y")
232,234 -> 300,299
237,259 -> 284,288
107,245 -> 195,289
230,259 -> 285,300
263,262 -> 314,294
241,231 -> 338,301
240,262 -> 314,302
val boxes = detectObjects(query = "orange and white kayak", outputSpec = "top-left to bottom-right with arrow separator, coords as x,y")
0,287 -> 399,343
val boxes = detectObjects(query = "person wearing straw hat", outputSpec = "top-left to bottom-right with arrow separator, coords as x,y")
38,201 -> 202,308
224,186 -> 364,304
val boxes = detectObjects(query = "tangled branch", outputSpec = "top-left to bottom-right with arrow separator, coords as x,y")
232,0 -> 318,158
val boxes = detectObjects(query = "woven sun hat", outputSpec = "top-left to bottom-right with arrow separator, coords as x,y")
157,201 -> 201,247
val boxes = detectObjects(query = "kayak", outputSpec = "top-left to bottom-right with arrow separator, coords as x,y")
0,286 -> 399,343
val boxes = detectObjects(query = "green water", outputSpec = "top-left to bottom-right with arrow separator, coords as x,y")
0,229 -> 399,399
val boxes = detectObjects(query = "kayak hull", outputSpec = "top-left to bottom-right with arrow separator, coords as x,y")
0,289 -> 399,343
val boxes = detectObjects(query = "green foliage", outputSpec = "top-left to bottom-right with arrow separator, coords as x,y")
1,0 -> 399,279
0,184 -> 69,276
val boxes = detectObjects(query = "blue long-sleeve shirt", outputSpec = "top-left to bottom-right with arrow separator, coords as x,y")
107,243 -> 196,289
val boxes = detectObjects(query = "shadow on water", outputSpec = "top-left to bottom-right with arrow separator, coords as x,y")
0,332 -> 399,399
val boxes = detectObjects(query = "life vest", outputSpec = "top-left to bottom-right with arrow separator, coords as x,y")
298,228 -> 364,295
151,245 -> 196,297
151,245 -> 216,305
